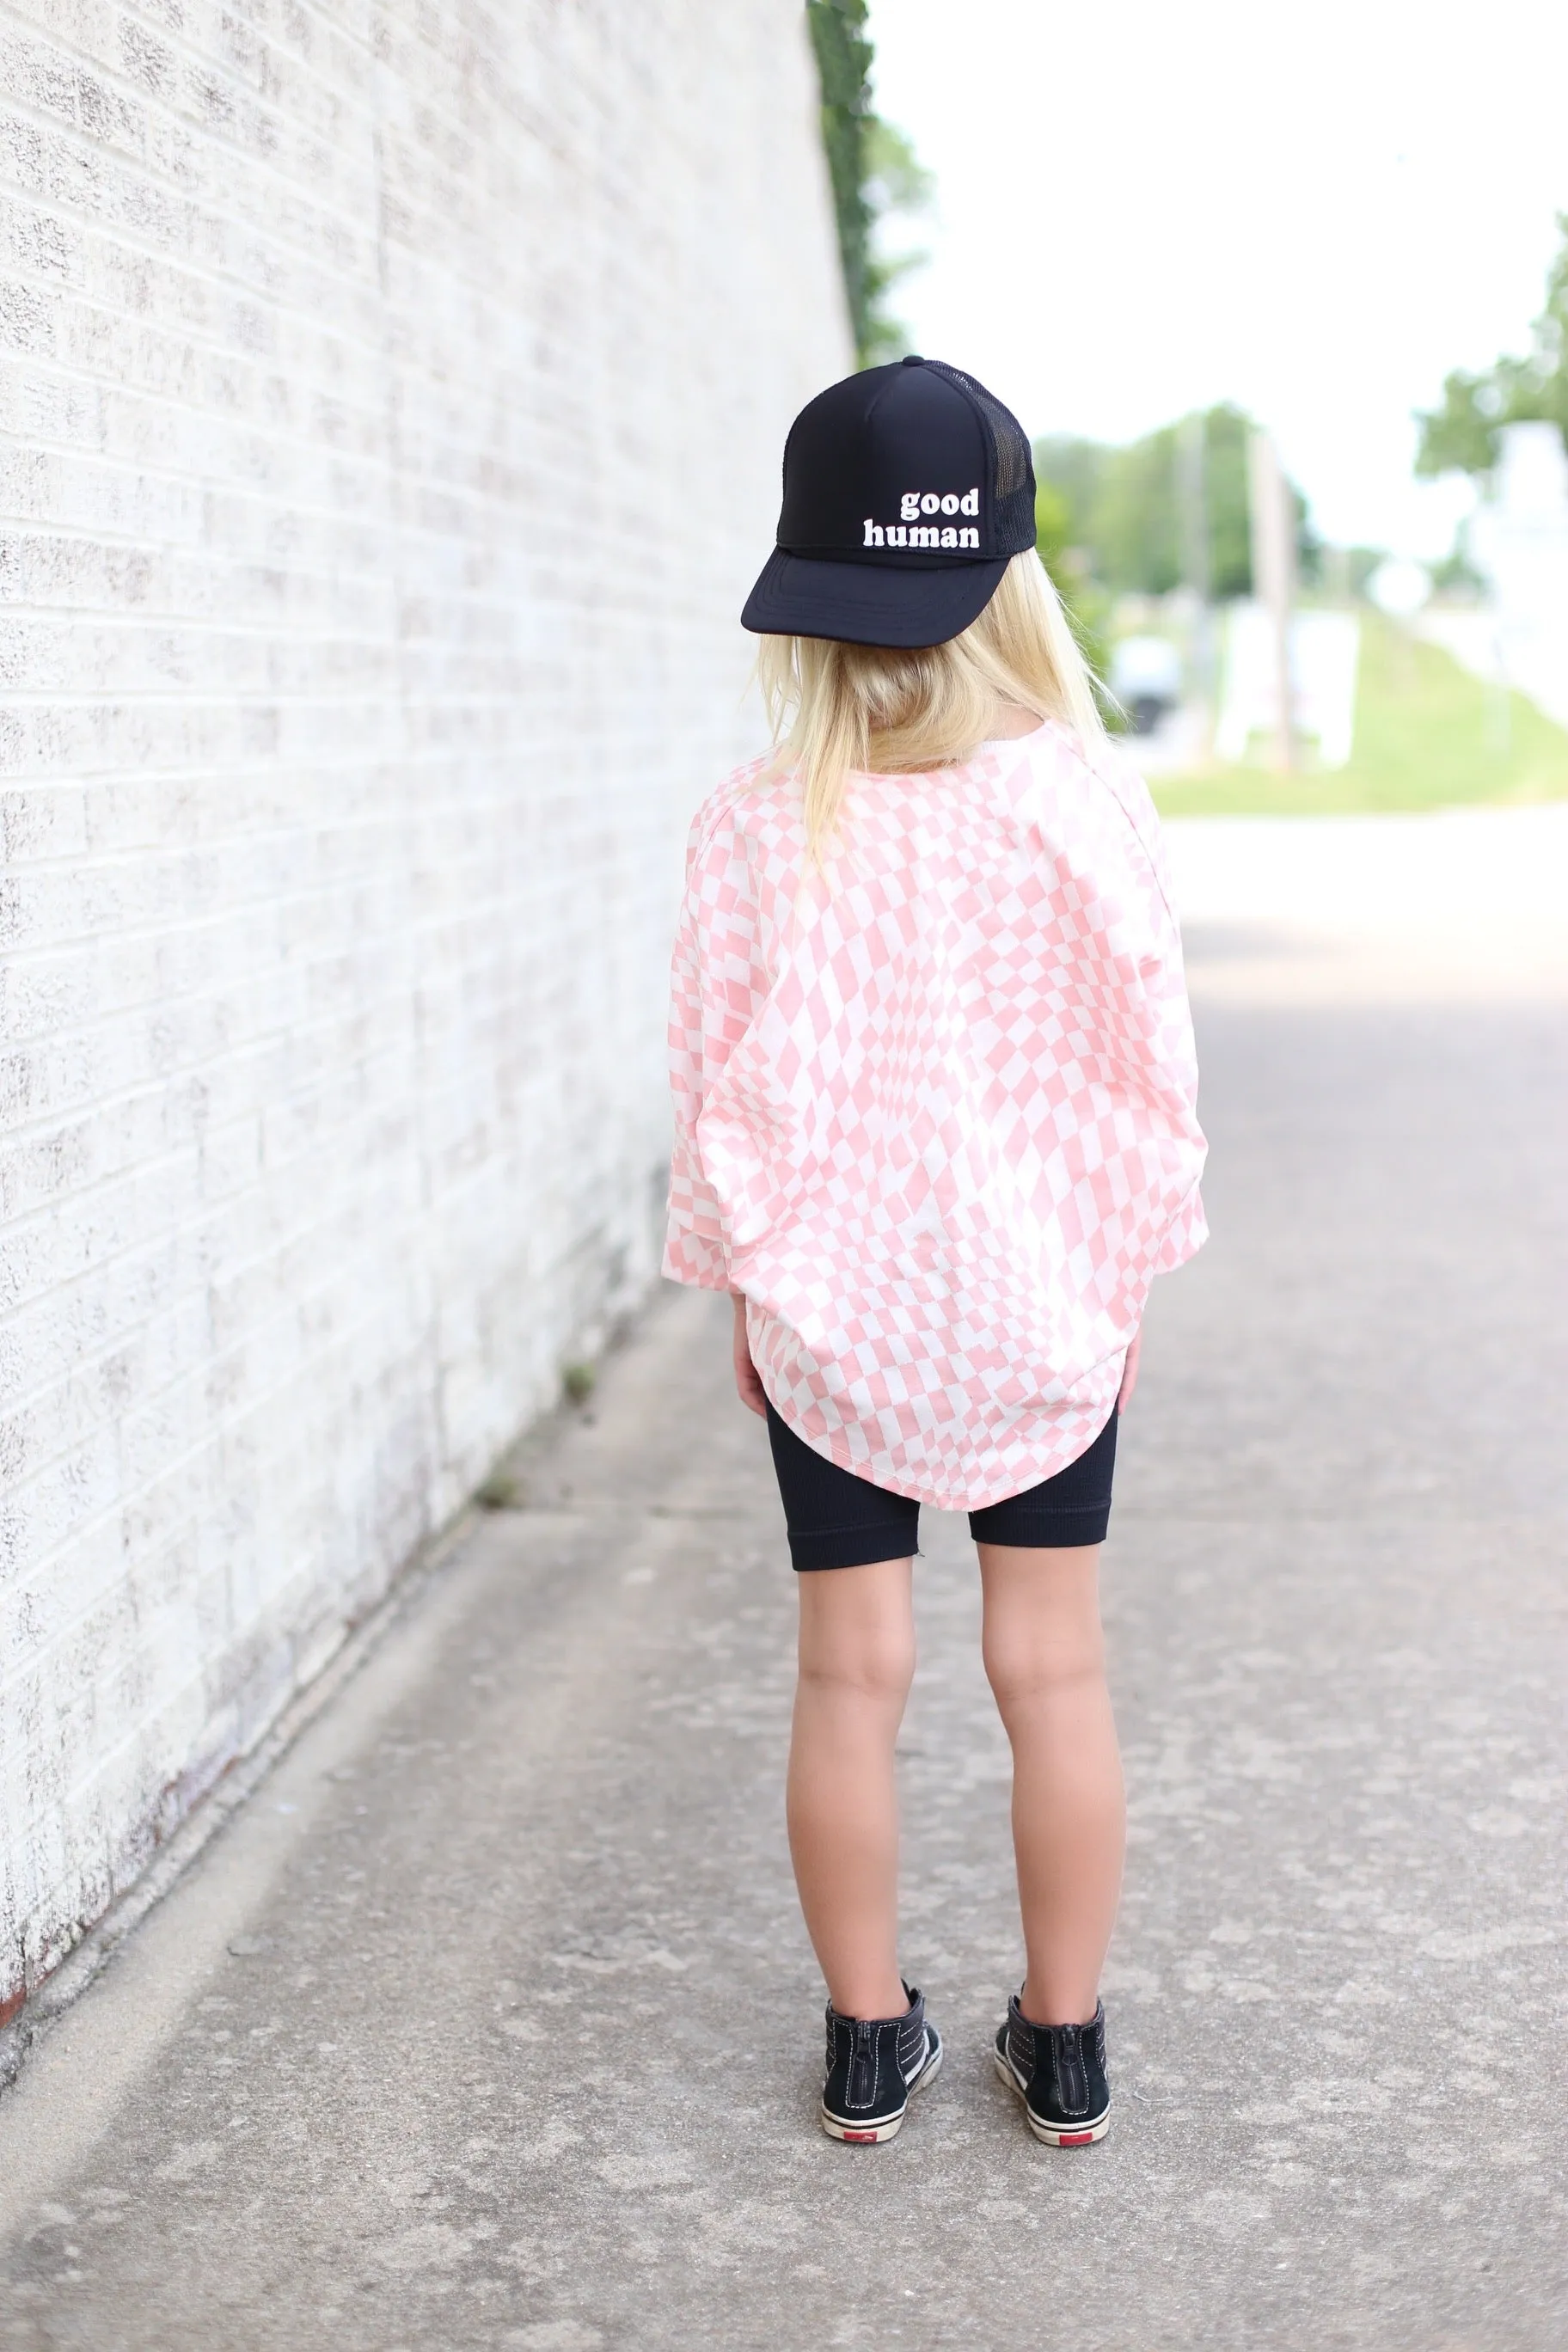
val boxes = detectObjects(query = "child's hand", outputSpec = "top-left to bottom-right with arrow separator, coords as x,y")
1116,1330 -> 1142,1414
732,1292 -> 768,1418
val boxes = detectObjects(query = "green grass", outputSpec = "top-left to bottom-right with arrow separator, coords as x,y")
1149,608 -> 1568,818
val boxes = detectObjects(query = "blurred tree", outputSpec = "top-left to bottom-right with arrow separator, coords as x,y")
1032,436 -> 1105,539
1201,405 -> 1267,597
1034,481 -> 1112,701
1416,212 -> 1568,475
1345,545 -> 1391,598
1032,406 -> 1311,599
1415,370 -> 1515,477
805,2 -> 931,367
1093,427 -> 1185,594
1430,525 -> 1485,597
1032,480 -> 1075,571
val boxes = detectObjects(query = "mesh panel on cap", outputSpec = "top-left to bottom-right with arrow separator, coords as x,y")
924,361 -> 1036,554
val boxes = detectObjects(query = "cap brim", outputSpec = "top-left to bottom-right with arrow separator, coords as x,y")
740,547 -> 1011,649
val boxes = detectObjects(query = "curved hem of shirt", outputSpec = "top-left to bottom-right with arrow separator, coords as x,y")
755,1363 -> 1121,1516
659,1240 -> 732,1293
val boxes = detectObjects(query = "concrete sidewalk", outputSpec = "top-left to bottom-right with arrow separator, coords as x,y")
2,816 -> 1565,2349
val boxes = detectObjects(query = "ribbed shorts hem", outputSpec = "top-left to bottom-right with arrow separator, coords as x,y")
790,1503 -> 1111,1568
966,1498 -> 1112,1549
788,1522 -> 920,1573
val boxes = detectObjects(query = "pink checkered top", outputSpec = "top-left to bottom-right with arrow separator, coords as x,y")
663,720 -> 1208,1509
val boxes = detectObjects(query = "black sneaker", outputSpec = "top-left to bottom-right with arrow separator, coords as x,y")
993,1993 -> 1110,2146
820,1982 -> 943,2143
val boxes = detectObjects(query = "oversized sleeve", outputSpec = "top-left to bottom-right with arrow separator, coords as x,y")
661,798 -> 767,1290
1154,1146 -> 1208,1272
1093,742 -> 1209,1278
1134,869 -> 1208,1277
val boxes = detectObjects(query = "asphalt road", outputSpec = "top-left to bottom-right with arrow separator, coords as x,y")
2,812 -> 1565,2350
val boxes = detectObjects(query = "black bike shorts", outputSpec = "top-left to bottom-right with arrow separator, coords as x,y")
764,1400 -> 1118,1572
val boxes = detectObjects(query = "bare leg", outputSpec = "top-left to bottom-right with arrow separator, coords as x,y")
978,1541 -> 1124,2026
787,1555 -> 916,2021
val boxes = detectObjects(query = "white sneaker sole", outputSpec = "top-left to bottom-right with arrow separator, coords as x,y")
821,2034 -> 943,2144
992,2045 -> 1110,2146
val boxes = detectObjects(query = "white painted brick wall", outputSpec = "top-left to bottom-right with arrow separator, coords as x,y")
0,0 -> 849,2011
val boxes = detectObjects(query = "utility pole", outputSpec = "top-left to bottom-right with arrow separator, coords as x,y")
1177,412 -> 1212,750
1247,428 -> 1297,773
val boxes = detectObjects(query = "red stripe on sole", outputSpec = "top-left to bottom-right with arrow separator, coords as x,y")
840,2129 -> 881,2142
1057,2130 -> 1096,2146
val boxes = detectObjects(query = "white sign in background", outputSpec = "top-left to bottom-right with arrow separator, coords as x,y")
1216,606 -> 1363,769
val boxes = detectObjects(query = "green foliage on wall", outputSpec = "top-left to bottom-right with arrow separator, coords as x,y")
805,1 -> 931,366
805,0 -> 874,356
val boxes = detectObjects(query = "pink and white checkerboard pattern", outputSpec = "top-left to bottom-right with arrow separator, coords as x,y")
663,722 -> 1208,1510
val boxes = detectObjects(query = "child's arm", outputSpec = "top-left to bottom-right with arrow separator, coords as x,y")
1115,1329 -> 1142,1414
731,1292 -> 768,1418
662,794 -> 768,1293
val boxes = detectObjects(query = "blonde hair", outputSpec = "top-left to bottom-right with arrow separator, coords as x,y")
755,550 -> 1104,857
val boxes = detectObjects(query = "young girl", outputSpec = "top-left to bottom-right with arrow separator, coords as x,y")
663,358 -> 1206,2147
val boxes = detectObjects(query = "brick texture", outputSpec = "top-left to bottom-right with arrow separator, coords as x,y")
0,0 -> 849,2006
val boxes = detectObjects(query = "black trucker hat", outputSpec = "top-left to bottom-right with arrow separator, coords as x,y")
741,355 -> 1038,649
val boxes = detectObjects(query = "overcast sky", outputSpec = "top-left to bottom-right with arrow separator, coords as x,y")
865,0 -> 1566,557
